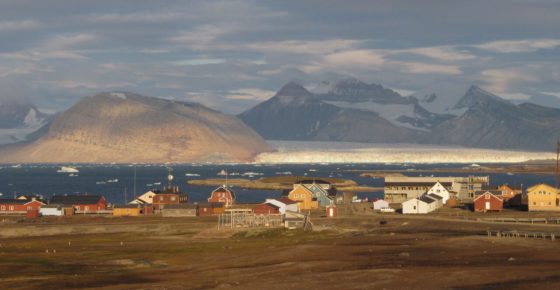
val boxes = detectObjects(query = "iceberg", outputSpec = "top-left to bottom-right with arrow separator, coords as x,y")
57,166 -> 79,173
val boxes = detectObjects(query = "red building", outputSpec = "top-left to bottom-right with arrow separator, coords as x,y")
152,187 -> 188,212
0,199 -> 45,214
197,202 -> 225,216
473,191 -> 503,212
49,195 -> 107,213
253,203 -> 280,215
208,186 -> 235,207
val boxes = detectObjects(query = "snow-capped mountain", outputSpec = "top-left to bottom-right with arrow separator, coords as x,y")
0,100 -> 53,145
239,80 -> 560,151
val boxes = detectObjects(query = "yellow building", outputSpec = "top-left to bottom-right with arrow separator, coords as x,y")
288,184 -> 319,210
113,205 -> 141,216
527,183 -> 559,211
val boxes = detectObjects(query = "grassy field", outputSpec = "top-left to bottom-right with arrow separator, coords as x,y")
2,206 -> 560,289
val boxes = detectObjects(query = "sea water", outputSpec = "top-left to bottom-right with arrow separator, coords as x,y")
0,163 -> 553,205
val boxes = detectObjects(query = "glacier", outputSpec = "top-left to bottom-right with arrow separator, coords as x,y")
255,141 -> 554,164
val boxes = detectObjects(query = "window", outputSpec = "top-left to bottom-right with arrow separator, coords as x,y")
171,197 -> 176,201
27,206 -> 32,210
9,206 -> 14,211
413,206 -> 417,210
85,206 -> 90,211
1,205 -> 5,210
485,194 -> 490,200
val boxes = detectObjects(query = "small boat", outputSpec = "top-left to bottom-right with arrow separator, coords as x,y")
69,173 -> 78,177
96,181 -> 106,185
107,179 -> 119,183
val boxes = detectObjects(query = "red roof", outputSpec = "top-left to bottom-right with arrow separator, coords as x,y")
274,197 -> 297,205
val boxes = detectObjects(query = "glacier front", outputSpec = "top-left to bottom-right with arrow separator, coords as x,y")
255,141 -> 554,164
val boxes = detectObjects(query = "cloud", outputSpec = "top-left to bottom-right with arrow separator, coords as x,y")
474,38 -> 560,53
168,26 -> 231,50
41,80 -> 133,90
540,91 -> 560,99
246,39 -> 363,55
42,33 -> 97,50
396,61 -> 462,75
396,46 -> 475,61
172,58 -> 226,66
226,88 -> 275,101
481,69 -> 537,93
88,12 -> 184,23
0,50 -> 88,61
306,49 -> 385,73
0,20 -> 39,31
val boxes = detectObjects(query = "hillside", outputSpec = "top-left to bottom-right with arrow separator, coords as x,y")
0,92 -> 272,163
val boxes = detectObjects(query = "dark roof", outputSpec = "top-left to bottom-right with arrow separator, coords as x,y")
0,199 -> 27,204
475,190 -> 502,196
114,205 -> 140,209
419,195 -> 436,204
427,194 -> 443,200
49,195 -> 104,205
213,186 -> 236,198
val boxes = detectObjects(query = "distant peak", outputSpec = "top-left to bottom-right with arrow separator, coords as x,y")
276,82 -> 313,97
454,85 -> 511,109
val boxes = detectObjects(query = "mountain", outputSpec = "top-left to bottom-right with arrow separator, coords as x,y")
0,92 -> 272,163
239,82 -> 423,143
431,86 -> 560,151
312,77 -> 411,104
0,99 -> 52,145
240,81 -> 560,152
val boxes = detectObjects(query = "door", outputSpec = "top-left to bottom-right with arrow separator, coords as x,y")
485,201 -> 490,210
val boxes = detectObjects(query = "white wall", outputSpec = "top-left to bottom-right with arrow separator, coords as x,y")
402,199 -> 429,214
373,200 -> 389,210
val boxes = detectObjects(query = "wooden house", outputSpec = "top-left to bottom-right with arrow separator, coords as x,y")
288,184 -> 319,210
49,195 -> 107,214
473,191 -> 503,212
0,198 -> 45,215
299,181 -> 335,207
402,195 -> 438,214
265,198 -> 298,214
427,182 -> 450,204
253,203 -> 280,215
113,205 -> 141,217
527,183 -> 559,212
152,187 -> 188,212
207,185 -> 236,207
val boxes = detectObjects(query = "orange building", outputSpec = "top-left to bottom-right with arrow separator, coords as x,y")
288,184 -> 318,211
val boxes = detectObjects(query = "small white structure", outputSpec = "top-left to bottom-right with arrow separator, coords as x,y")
402,195 -> 439,214
265,198 -> 298,214
39,205 -> 64,216
427,182 -> 450,204
129,191 -> 156,205
373,199 -> 390,210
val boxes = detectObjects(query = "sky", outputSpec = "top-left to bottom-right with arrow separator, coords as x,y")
1,0 -> 560,114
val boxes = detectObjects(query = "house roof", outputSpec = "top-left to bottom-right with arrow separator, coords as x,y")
419,195 -> 437,204
49,195 -> 104,205
474,191 -> 503,201
213,185 -> 236,198
273,197 -> 298,205
0,199 -> 27,204
256,203 -> 280,209
427,194 -> 443,200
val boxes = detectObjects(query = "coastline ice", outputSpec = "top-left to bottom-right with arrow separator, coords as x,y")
255,141 -> 554,164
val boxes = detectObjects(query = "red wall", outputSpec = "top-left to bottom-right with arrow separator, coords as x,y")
253,204 -> 279,215
474,195 -> 503,212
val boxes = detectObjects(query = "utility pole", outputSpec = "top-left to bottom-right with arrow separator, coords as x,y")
133,165 -> 137,197
124,187 -> 128,204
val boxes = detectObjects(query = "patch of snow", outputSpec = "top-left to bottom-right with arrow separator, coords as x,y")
110,92 -> 127,99
325,101 -> 429,131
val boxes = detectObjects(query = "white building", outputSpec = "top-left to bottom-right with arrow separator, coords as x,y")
129,191 -> 156,205
427,182 -> 450,204
373,199 -> 390,210
39,205 -> 64,216
402,195 -> 440,214
265,198 -> 299,214
385,176 -> 489,202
